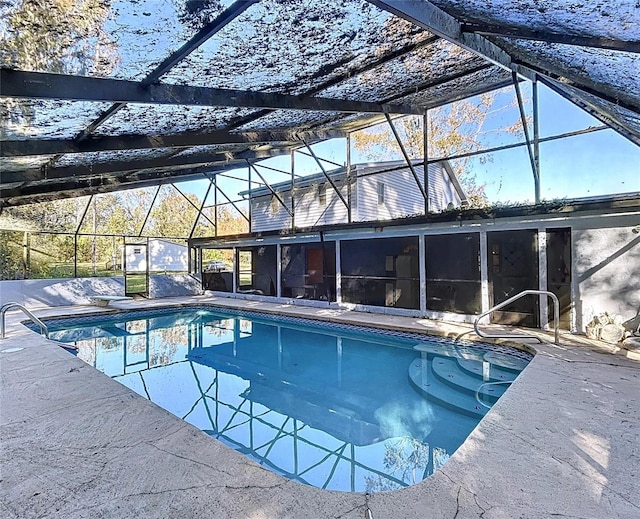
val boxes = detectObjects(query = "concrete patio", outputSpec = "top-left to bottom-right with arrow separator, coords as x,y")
1,295 -> 639,518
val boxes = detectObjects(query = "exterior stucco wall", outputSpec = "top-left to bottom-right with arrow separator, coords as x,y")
0,277 -> 126,308
0,274 -> 202,308
573,225 -> 640,331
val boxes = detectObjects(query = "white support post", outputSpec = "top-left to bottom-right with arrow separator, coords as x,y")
538,228 -> 549,329
419,234 -> 427,315
277,326 -> 282,369
232,247 -> 237,294
479,231 -> 490,315
276,244 -> 282,298
570,229 -> 579,333
335,239 -> 342,304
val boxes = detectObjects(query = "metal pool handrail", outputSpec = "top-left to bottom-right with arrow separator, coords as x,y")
475,380 -> 514,409
472,289 -> 560,345
1,302 -> 49,339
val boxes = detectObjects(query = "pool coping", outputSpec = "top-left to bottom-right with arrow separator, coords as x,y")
2,295 -> 639,518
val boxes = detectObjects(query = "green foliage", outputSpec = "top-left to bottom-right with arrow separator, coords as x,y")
1,0 -> 115,75
0,183 -> 247,279
0,231 -> 24,280
353,92 -> 525,209
146,189 -> 200,238
216,204 -> 249,236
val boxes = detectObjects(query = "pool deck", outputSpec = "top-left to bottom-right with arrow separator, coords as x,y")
1,295 -> 639,518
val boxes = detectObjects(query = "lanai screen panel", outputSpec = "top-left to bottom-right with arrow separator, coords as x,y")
341,236 -> 420,310
429,0 -> 640,41
0,0 -> 241,79
93,105 -> 260,137
425,233 -> 481,314
1,99 -> 113,140
161,1 -> 432,92
2,0 -> 639,207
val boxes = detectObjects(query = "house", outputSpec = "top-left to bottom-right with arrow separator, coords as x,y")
243,161 -> 466,232
192,191 -> 640,334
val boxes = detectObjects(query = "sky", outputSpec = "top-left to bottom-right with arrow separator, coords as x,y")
178,81 -> 640,210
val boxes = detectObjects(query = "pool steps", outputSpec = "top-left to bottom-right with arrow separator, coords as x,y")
409,353 -> 523,418
456,358 -> 521,380
432,358 -> 508,402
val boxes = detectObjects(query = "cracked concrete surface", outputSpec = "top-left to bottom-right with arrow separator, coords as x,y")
1,296 -> 639,518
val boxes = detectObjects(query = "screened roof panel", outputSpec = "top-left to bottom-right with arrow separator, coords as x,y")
0,0 -> 205,80
53,148 -> 180,168
430,0 -> 640,41
161,0 -> 432,93
92,104 -> 259,137
1,99 -> 112,140
0,155 -> 55,172
171,144 -> 244,159
237,109 -> 344,132
497,41 -> 640,108
400,66 -> 513,109
319,41 -> 487,102
170,143 -> 281,159
102,0 -> 208,80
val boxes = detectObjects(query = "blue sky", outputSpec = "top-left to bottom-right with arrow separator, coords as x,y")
179,82 -> 639,209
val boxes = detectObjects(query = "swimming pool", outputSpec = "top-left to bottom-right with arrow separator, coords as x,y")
43,306 -> 531,492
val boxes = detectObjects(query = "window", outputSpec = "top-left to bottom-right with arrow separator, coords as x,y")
377,182 -> 385,205
318,184 -> 326,206
133,247 -> 141,254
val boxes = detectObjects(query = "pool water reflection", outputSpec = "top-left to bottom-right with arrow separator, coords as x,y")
48,308 -> 530,492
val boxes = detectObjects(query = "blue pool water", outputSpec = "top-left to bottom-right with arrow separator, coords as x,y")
44,306 -> 531,492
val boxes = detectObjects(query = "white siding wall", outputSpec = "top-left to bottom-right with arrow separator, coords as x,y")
250,182 -> 349,231
291,182 -> 349,228
429,164 -> 461,211
251,193 -> 293,233
355,163 -> 461,222
249,164 -> 462,231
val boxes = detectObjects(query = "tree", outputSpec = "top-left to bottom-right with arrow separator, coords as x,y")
146,188 -> 200,239
1,0 -> 116,75
0,231 -> 23,280
353,94 -> 524,208
364,437 -> 430,492
216,204 -> 248,236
